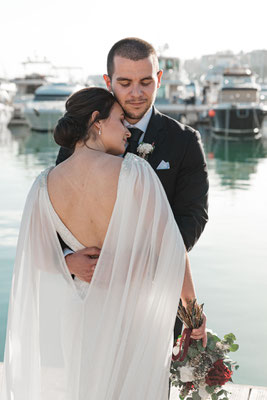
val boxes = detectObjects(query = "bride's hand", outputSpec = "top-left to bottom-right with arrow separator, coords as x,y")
190,313 -> 207,347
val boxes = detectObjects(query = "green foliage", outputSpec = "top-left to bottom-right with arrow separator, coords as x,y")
196,340 -> 205,352
229,344 -> 239,352
188,346 -> 199,358
211,393 -> 218,400
224,362 -> 232,370
223,333 -> 236,345
207,338 -> 216,351
217,389 -> 227,396
212,335 -> 221,343
205,385 -> 216,394
192,391 -> 201,400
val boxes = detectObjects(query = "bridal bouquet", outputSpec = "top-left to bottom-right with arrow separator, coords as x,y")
170,300 -> 239,400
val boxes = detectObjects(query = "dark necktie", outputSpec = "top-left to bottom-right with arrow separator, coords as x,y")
125,127 -> 143,155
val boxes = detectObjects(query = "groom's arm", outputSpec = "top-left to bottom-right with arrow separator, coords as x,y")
172,129 -> 209,252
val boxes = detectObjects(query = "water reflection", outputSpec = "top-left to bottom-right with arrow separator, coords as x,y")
199,125 -> 267,189
8,125 -> 58,169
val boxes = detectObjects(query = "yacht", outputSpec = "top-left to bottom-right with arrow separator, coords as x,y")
209,68 -> 267,139
24,82 -> 84,132
10,57 -> 52,125
155,55 -> 190,105
0,87 -> 14,125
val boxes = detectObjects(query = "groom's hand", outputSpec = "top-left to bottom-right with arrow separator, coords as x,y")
65,247 -> 101,283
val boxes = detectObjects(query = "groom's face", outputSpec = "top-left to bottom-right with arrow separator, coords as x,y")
104,55 -> 162,124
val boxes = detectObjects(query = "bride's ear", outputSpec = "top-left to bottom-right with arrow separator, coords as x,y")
91,111 -> 100,130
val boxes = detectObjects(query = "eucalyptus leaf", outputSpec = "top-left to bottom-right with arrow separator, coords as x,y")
197,340 -> 205,352
212,335 -> 221,343
205,385 -> 215,394
192,391 -> 201,400
224,362 -> 232,370
230,344 -> 239,352
207,340 -> 216,350
223,333 -> 236,344
211,394 -> 218,400
188,347 -> 198,358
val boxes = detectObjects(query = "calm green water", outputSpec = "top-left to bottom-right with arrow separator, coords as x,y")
0,122 -> 267,387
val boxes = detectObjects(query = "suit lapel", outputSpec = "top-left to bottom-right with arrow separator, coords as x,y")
144,107 -> 166,169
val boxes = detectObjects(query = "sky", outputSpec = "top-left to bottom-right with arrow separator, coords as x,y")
1,0 -> 267,79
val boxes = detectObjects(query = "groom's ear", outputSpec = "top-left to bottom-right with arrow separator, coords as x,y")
103,74 -> 112,92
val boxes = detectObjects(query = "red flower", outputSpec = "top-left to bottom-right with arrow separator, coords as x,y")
186,382 -> 194,390
205,359 -> 232,386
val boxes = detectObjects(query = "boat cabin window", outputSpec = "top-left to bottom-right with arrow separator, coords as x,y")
223,76 -> 253,87
159,58 -> 179,71
34,94 -> 70,101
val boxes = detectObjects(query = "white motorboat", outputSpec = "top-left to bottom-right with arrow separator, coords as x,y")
10,57 -> 52,125
0,88 -> 14,126
24,82 -> 84,132
209,68 -> 267,139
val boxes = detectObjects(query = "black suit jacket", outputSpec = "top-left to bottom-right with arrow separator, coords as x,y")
55,107 -> 209,339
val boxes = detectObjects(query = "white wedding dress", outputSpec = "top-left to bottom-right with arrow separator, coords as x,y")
0,153 -> 186,400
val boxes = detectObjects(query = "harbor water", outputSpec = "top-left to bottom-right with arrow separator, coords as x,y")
0,122 -> 267,387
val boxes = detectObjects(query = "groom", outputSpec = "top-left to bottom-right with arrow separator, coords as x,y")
56,38 -> 209,341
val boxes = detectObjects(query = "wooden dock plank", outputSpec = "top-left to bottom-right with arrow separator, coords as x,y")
224,383 -> 251,399
249,387 -> 267,400
170,383 -> 251,400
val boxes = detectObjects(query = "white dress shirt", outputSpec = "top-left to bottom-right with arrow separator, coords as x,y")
124,107 -> 153,144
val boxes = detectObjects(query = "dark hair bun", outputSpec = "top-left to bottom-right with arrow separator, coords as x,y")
54,87 -> 116,149
54,114 -> 86,149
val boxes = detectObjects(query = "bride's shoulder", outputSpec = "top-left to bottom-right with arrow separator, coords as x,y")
122,153 -> 152,175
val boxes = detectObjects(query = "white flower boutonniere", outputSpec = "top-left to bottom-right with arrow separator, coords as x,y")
137,142 -> 155,160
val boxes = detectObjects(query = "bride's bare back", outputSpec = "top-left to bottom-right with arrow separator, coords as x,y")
47,151 -> 123,249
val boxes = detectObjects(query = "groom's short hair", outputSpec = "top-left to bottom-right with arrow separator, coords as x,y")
107,37 -> 158,78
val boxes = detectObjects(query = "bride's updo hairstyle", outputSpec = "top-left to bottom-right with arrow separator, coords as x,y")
54,87 -> 116,149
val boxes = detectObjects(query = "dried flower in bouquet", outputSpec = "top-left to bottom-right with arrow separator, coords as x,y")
173,299 -> 204,362
177,298 -> 204,329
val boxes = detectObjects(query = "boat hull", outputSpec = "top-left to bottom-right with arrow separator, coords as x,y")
210,104 -> 266,139
24,101 -> 65,132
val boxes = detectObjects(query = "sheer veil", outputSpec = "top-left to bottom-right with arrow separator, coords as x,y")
0,153 -> 186,400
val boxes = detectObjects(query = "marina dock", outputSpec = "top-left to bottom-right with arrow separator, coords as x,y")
156,103 -> 210,125
170,384 -> 267,399
0,363 -> 266,399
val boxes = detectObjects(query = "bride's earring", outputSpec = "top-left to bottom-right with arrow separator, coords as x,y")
98,126 -> 101,135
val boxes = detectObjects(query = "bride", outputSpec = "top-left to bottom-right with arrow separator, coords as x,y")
0,87 -> 206,400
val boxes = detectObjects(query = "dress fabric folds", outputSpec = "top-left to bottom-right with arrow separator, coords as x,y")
0,153 -> 186,400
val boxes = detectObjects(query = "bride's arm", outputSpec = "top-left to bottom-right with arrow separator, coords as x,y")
180,252 -> 207,347
180,252 -> 196,306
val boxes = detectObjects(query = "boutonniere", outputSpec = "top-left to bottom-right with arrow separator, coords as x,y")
137,142 -> 155,160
